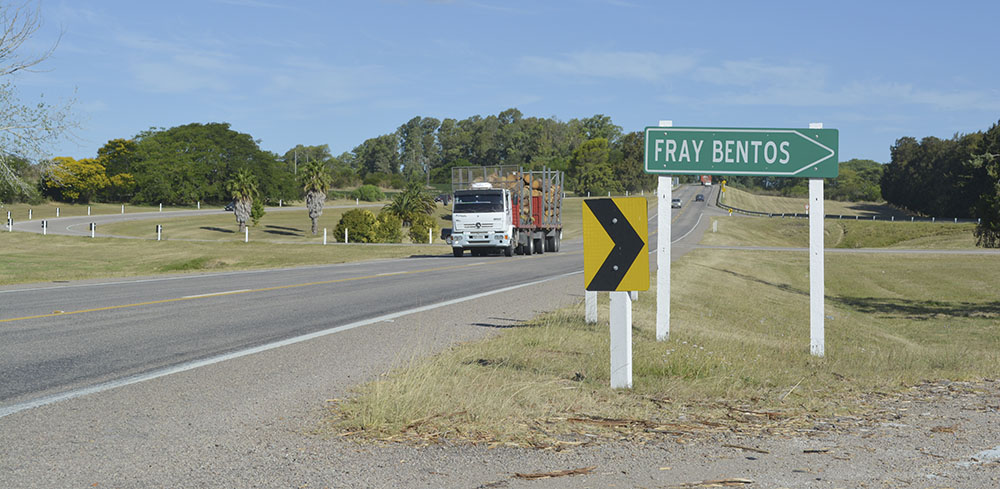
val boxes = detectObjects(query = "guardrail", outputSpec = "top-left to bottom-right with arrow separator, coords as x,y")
714,189 -> 981,224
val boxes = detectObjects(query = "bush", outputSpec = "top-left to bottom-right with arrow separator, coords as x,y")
408,212 -> 438,244
352,184 -> 384,202
250,199 -> 265,227
375,212 -> 403,243
334,209 -> 377,243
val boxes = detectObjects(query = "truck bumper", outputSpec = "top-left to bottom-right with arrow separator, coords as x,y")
451,231 -> 511,249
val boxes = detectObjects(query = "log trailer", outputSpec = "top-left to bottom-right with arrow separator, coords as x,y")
450,165 -> 563,257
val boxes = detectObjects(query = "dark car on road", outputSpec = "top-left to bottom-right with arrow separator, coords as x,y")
224,201 -> 235,211
434,193 -> 452,205
695,194 -> 705,202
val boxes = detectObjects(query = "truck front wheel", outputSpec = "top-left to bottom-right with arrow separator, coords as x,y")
452,247 -> 463,257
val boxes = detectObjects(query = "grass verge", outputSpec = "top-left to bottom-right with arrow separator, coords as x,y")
720,186 -> 907,217
701,215 -> 978,249
325,227 -> 999,447
0,232 -> 443,285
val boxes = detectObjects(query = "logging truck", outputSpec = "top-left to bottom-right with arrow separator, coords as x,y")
450,165 -> 563,257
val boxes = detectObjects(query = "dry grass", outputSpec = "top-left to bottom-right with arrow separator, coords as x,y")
327,221 -> 999,447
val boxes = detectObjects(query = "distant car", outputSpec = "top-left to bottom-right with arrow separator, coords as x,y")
224,201 -> 235,211
671,198 -> 682,208
434,193 -> 452,205
695,194 -> 705,202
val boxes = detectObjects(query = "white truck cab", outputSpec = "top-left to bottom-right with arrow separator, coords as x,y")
450,182 -> 515,257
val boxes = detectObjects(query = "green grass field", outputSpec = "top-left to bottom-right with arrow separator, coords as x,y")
720,186 -> 909,217
0,231 -> 445,285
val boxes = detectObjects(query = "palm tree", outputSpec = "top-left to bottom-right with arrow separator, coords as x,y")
226,169 -> 258,232
382,182 -> 435,226
301,159 -> 332,235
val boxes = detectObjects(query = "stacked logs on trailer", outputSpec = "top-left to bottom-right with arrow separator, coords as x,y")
468,170 -> 562,227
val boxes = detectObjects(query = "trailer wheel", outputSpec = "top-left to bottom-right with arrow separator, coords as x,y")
553,234 -> 561,252
452,247 -> 463,257
544,236 -> 555,252
534,237 -> 544,255
524,237 -> 534,255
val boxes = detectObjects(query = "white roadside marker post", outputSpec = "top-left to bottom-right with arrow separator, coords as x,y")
244,227 -> 248,243
609,291 -> 633,389
41,220 -> 47,235
323,228 -> 327,245
56,207 -> 60,217
87,206 -> 91,216
121,204 -> 124,214
159,203 -> 162,212
344,229 -> 348,244
90,222 -> 96,238
585,290 -> 597,324
808,122 -> 825,357
156,224 -> 162,241
28,208 -> 31,220
656,120 -> 672,341
428,228 -> 432,244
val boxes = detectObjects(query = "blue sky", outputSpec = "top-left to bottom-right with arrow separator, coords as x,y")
17,0 -> 1000,163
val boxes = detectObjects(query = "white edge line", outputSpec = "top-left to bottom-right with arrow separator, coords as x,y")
0,269 -> 582,419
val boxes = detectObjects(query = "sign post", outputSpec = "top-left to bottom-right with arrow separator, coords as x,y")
583,197 -> 649,388
656,120 -> 672,341
645,125 -> 838,357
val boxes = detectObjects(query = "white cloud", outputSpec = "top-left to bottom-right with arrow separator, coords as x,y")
520,51 -> 697,82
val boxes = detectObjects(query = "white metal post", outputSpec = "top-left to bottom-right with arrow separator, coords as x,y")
585,290 -> 597,324
28,208 -> 31,220
656,119 -> 672,341
56,207 -> 60,217
157,225 -> 161,241
428,228 -> 432,244
121,204 -> 124,214
344,229 -> 348,243
244,227 -> 248,243
159,203 -> 162,212
323,228 -> 327,245
197,201 -> 200,209
87,206 -> 91,216
609,291 -> 633,389
42,220 -> 47,235
808,122 -> 825,357
90,223 -> 95,238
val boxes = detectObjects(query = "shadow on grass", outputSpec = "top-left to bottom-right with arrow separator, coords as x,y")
834,297 -> 1000,320
704,265 -> 807,297
266,225 -> 304,232
843,203 -> 909,218
263,228 -> 302,237
200,226 -> 235,234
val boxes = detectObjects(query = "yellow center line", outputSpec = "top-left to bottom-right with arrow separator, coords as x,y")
0,261 -> 490,324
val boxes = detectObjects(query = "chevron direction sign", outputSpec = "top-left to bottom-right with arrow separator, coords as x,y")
645,127 -> 839,178
583,197 -> 649,292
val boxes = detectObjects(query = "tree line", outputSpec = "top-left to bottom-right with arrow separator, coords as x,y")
879,120 -> 1000,246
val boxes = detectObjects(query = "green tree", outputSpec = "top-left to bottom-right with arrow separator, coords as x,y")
973,121 -> 1000,247
40,156 -> 109,203
282,144 -> 332,176
131,122 -> 294,205
0,2 -> 75,195
613,131 -> 656,192
226,168 -> 258,232
382,182 -> 435,226
353,134 -> 399,176
569,138 -> 616,196
300,159 -> 332,235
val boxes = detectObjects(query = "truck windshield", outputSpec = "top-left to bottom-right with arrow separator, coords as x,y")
454,192 -> 504,213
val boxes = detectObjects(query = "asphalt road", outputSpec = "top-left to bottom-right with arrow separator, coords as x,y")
0,185 -> 712,417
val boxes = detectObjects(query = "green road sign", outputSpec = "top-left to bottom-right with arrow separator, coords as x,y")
645,127 -> 839,178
